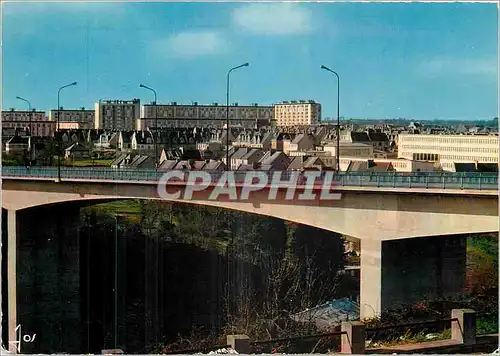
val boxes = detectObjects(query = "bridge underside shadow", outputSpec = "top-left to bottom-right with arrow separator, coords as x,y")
4,201 -> 229,353
2,196 -> 496,352
360,235 -> 468,319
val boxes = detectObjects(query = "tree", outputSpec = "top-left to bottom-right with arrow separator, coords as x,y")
139,200 -> 176,244
39,138 -> 58,166
466,235 -> 498,295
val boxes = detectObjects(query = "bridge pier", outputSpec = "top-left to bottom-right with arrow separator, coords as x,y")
360,235 -> 467,319
7,205 -> 82,353
7,209 -> 18,353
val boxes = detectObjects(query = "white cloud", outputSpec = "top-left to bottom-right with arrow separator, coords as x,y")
419,58 -> 497,77
232,3 -> 313,35
158,31 -> 227,59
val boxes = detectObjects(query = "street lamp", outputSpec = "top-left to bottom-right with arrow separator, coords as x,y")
226,63 -> 249,171
320,65 -> 341,172
16,96 -> 33,167
139,84 -> 159,168
16,96 -> 32,136
57,81 -> 77,181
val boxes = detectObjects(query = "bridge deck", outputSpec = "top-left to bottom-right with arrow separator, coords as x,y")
2,175 -> 497,196
2,166 -> 498,195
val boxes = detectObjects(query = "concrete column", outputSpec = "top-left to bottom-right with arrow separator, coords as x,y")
360,239 -> 382,319
226,335 -> 250,354
452,309 -> 476,345
341,321 -> 365,354
7,209 -> 17,353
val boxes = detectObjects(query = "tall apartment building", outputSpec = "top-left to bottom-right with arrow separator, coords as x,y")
398,134 -> 499,171
274,100 -> 321,127
1,109 -> 55,137
94,99 -> 141,131
138,102 -> 274,129
49,107 -> 95,129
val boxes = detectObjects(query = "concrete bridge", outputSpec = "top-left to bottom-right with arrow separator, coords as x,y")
1,166 -> 498,353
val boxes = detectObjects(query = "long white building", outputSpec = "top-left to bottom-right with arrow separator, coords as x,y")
139,102 -> 273,129
398,134 -> 499,171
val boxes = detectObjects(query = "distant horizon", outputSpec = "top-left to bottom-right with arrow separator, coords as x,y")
331,116 -> 499,123
2,2 -> 498,120
2,103 -> 498,124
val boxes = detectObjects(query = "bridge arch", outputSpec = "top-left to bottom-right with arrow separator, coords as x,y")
2,178 -> 498,240
2,177 -> 499,346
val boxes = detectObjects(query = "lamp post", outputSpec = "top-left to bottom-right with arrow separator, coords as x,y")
139,84 -> 158,168
320,65 -> 340,172
57,81 -> 77,181
226,63 -> 249,171
16,96 -> 32,167
16,96 -> 32,136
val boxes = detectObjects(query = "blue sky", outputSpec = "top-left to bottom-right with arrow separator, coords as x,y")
2,1 -> 498,120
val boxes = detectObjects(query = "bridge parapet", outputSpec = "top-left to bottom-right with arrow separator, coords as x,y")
2,166 -> 498,191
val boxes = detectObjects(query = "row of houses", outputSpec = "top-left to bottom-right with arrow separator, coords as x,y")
121,145 -> 431,173
4,124 -> 497,173
5,126 -> 387,161
4,125 -> 394,156
5,133 -> 496,173
222,146 -> 431,172
3,128 -> 211,156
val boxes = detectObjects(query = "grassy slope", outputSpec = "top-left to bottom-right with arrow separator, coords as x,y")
90,199 -> 142,214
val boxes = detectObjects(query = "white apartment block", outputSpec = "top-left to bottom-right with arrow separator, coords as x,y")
49,108 -> 95,129
94,99 -> 141,131
139,102 -> 274,129
2,109 -> 46,121
398,134 -> 499,171
274,100 -> 321,127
